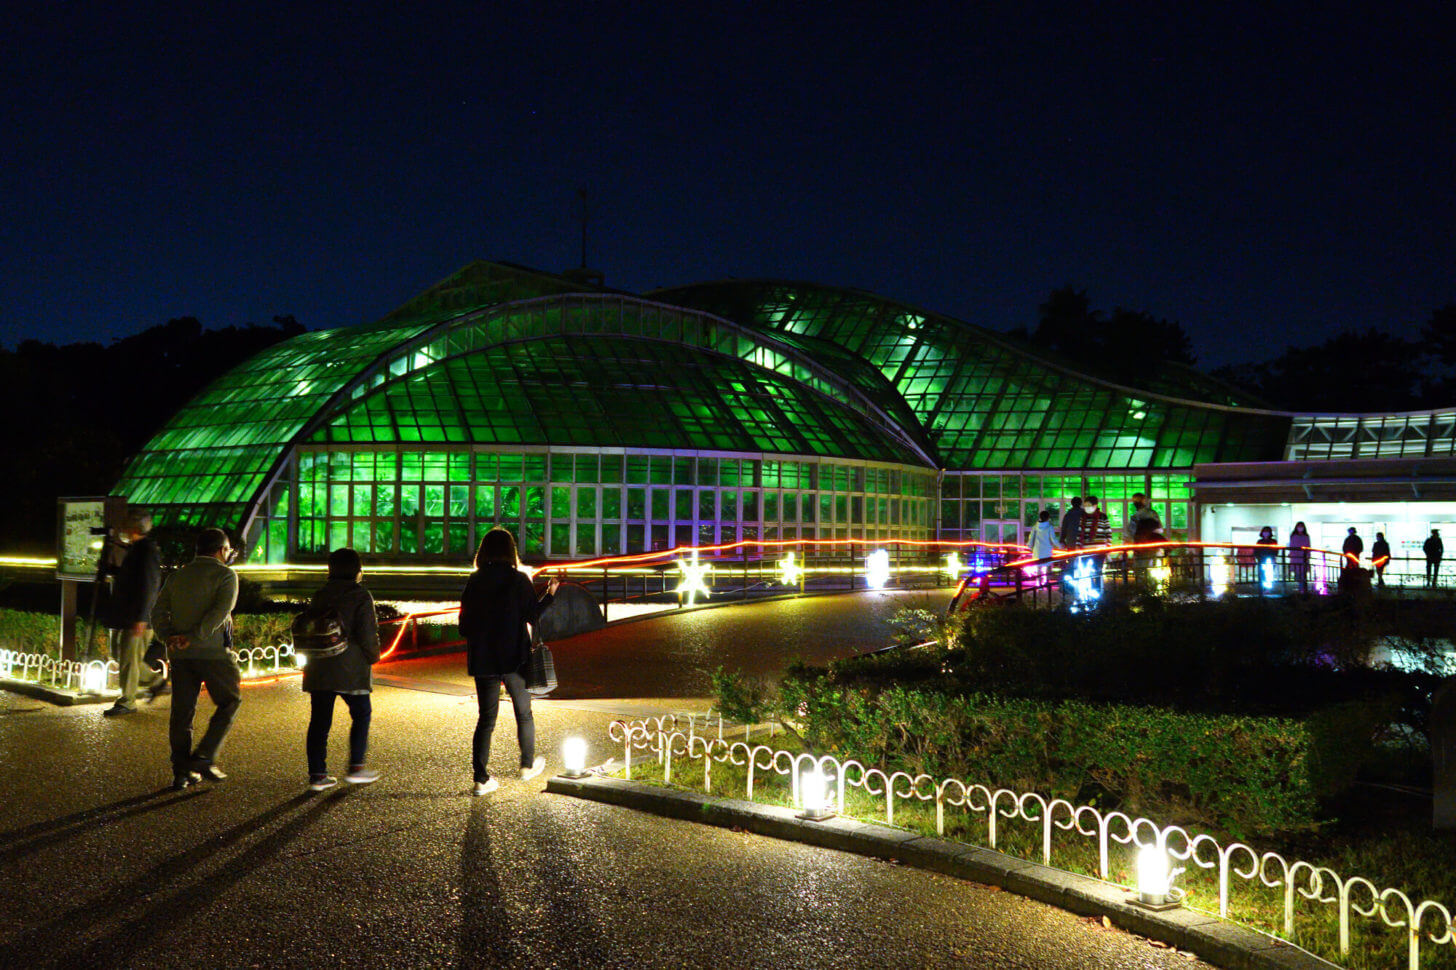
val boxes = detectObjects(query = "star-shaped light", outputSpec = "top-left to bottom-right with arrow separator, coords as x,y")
865,549 -> 890,590
674,551 -> 713,606
778,551 -> 804,587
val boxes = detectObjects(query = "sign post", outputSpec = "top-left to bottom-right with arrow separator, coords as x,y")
56,496 -> 127,662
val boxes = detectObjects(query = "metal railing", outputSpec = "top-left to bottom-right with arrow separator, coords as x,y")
948,541 -> 1424,610
609,714 -> 1453,970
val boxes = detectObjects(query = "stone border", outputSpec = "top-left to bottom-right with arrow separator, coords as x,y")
0,678 -> 114,706
547,774 -> 1339,970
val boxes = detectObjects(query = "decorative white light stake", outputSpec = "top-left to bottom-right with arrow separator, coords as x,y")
1260,558 -> 1276,592
798,767 -> 835,820
1148,556 -> 1172,595
944,552 -> 964,578
777,551 -> 804,588
673,551 -> 712,606
1068,557 -> 1101,611
1209,554 -> 1233,597
864,549 -> 890,590
562,737 -> 589,778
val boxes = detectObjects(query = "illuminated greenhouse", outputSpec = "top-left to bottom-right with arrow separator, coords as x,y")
116,261 -> 1456,567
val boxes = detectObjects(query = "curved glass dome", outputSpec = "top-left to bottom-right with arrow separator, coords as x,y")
653,280 -> 1293,471
115,267 -> 934,556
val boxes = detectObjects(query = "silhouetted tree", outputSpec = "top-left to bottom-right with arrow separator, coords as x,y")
0,315 -> 306,554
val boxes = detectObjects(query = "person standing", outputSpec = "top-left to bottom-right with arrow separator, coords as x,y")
1059,497 -> 1084,549
1342,527 -> 1364,568
1076,495 -> 1112,549
1125,493 -> 1159,543
1255,525 -> 1280,591
459,527 -> 558,796
102,510 -> 164,717
1027,509 -> 1060,582
1288,522 -> 1312,593
1426,529 -> 1444,588
301,548 -> 381,793
151,528 -> 240,790
1371,532 -> 1391,588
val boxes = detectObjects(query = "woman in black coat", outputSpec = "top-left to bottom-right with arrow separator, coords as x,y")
302,547 -> 380,792
459,527 -> 557,795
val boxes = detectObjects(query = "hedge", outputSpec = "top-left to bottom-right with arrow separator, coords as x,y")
778,670 -> 1327,838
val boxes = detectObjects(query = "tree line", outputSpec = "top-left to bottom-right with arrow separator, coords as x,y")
0,316 -> 304,554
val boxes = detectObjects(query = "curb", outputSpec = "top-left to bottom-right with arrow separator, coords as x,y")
0,679 -> 114,706
547,774 -> 1339,970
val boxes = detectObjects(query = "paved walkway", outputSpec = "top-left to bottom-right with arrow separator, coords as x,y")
0,595 -> 1214,968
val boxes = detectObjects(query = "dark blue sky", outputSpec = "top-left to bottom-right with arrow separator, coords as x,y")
3,1 -> 1452,365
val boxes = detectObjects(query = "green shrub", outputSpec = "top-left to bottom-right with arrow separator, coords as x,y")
0,610 -> 109,660
779,669 -> 1319,838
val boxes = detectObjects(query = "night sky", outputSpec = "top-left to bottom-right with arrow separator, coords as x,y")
4,2 -> 1452,366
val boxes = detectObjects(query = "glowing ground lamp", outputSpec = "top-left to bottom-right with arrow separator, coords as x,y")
797,767 -> 836,821
1130,844 -> 1181,911
1260,558 -> 1277,592
673,551 -> 713,606
561,737 -> 589,778
864,549 -> 891,590
80,662 -> 108,694
944,551 -> 964,579
777,551 -> 805,588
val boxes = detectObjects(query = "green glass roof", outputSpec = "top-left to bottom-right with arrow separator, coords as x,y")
652,280 -> 1292,470
114,262 -> 596,531
117,272 -> 931,537
310,333 -> 924,463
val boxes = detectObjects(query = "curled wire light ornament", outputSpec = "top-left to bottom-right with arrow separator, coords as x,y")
608,715 -> 1455,970
864,549 -> 891,590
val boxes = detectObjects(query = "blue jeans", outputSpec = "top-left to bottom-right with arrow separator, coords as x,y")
472,673 -> 534,783
306,691 -> 372,776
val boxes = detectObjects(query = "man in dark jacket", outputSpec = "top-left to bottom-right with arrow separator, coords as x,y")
151,528 -> 240,790
301,548 -> 381,792
1059,497 -> 1084,548
102,511 -> 164,717
1342,527 -> 1364,566
1426,529 -> 1444,587
1371,532 -> 1391,587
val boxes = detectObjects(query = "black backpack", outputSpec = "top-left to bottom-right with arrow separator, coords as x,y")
291,604 -> 348,659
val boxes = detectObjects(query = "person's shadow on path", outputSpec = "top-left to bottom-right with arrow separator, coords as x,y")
0,786 -> 203,866
456,797 -> 614,968
0,790 -> 344,968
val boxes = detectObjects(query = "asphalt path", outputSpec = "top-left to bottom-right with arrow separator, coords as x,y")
0,593 -> 1214,968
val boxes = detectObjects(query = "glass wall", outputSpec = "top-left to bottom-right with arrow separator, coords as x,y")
939,471 -> 1195,544
292,446 -> 936,562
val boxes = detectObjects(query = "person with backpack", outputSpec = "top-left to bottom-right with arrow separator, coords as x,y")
296,548 -> 381,792
459,527 -> 558,796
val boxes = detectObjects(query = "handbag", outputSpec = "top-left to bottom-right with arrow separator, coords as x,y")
524,629 -> 557,696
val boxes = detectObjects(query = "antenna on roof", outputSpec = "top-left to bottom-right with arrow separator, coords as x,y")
577,187 -> 590,269
564,187 -> 606,288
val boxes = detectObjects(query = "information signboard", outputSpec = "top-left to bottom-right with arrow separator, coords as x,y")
56,496 -> 126,581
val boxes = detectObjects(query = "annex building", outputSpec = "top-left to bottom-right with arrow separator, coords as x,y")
113,262 -> 1456,567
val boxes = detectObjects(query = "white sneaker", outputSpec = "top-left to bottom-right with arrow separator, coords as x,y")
308,775 -> 338,792
345,766 -> 380,785
472,777 -> 500,796
519,756 -> 546,781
